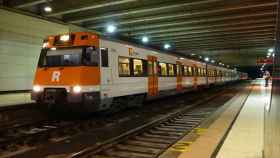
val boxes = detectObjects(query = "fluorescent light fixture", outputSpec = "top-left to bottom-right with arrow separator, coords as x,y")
211,60 -> 215,63
142,36 -> 149,43
106,24 -> 117,33
44,6 -> 52,12
204,57 -> 209,62
164,44 -> 171,49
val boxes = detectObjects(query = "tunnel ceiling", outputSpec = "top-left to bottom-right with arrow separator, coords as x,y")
1,0 -> 278,67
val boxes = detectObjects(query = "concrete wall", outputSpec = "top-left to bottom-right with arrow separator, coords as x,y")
0,9 -> 69,91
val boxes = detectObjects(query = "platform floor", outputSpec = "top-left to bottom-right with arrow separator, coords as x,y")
0,92 -> 33,107
216,79 -> 271,158
160,79 -> 271,158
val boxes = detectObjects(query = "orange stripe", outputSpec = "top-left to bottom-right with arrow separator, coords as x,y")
33,66 -> 100,86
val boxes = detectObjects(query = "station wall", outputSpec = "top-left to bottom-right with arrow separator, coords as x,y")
0,9 -> 69,91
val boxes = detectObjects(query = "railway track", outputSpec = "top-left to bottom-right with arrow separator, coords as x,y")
0,82 -> 246,158
69,86 -> 242,158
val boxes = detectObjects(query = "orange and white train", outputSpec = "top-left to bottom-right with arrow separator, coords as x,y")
31,32 -> 247,112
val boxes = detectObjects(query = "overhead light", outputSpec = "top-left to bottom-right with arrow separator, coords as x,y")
272,53 -> 275,57
106,24 -> 117,33
60,35 -> 70,41
164,44 -> 171,49
204,57 -> 209,62
211,60 -> 215,63
141,36 -> 149,43
199,56 -> 202,59
51,47 -> 56,50
191,53 -> 196,56
268,48 -> 274,53
44,6 -> 52,12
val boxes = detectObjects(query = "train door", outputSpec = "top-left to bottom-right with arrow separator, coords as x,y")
147,56 -> 158,96
100,48 -> 112,85
176,61 -> 183,91
193,64 -> 198,89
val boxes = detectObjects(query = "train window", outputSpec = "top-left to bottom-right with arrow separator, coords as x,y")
148,61 -> 153,76
118,57 -> 131,76
184,66 -> 188,76
203,68 -> 206,76
168,64 -> 175,76
198,68 -> 201,76
101,48 -> 109,67
159,63 -> 168,76
83,47 -> 99,66
188,66 -> 193,76
177,65 -> 182,76
193,67 -> 197,76
40,47 -> 89,67
133,59 -> 143,76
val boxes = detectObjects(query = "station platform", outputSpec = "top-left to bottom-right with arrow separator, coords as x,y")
160,79 -> 271,158
0,92 -> 34,107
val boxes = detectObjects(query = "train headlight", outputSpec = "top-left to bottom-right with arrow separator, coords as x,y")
42,42 -> 49,48
73,85 -> 82,93
33,85 -> 41,92
60,35 -> 70,41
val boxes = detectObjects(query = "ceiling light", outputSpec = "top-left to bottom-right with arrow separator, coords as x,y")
204,57 -> 209,62
211,60 -> 215,63
107,24 -> 117,33
142,36 -> 149,43
164,44 -> 171,49
268,48 -> 274,53
44,6 -> 52,12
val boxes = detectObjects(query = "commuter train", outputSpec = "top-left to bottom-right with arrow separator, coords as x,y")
31,32 -> 247,112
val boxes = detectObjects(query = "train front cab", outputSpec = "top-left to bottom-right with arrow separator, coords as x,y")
31,32 -> 107,111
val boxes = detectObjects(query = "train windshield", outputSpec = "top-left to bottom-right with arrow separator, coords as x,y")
38,47 -> 99,67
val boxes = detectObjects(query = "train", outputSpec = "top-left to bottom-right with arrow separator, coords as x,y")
31,32 -> 247,112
